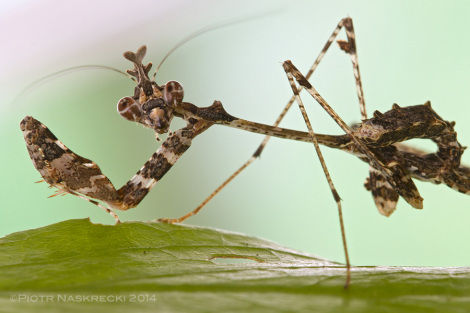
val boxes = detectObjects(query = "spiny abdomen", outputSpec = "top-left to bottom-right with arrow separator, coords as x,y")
355,102 -> 448,147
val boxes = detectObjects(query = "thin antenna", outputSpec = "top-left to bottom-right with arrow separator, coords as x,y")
13,65 -> 133,107
153,11 -> 281,79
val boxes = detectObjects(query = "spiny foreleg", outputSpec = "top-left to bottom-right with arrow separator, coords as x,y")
21,115 -> 213,221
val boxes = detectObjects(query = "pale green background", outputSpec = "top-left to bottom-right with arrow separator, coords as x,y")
2,0 -> 470,268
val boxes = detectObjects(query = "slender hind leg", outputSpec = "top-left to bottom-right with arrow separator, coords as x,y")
282,60 -> 423,209
167,18 -> 367,223
283,60 -> 351,288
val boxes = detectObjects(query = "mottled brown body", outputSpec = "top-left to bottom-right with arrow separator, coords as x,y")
21,44 -> 470,221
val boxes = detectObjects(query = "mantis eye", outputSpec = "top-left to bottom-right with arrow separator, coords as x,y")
117,97 -> 142,122
163,81 -> 184,106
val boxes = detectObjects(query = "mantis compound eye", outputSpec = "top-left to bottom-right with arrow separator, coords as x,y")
163,81 -> 184,106
117,97 -> 143,122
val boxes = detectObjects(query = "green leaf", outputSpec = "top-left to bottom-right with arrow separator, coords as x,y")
0,219 -> 469,312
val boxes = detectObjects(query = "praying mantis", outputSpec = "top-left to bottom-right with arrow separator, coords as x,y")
21,18 -> 469,286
